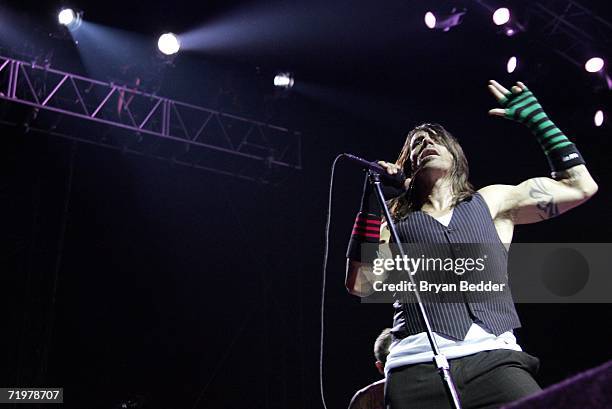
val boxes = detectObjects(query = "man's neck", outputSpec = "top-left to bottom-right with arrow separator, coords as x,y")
414,176 -> 454,212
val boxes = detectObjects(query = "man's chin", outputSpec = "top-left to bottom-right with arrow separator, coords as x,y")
418,156 -> 444,169
415,161 -> 450,177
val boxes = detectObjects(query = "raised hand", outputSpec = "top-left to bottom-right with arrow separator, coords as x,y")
376,161 -> 410,199
487,80 -> 541,122
377,160 -> 402,175
377,161 -> 411,187
486,80 -> 585,173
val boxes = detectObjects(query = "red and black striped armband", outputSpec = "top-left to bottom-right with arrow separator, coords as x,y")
351,212 -> 382,242
346,212 -> 382,262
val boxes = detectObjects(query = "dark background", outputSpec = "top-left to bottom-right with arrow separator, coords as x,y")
1,0 -> 611,408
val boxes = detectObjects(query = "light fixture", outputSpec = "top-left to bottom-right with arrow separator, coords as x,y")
58,8 -> 82,31
158,33 -> 181,55
493,8 -> 511,26
506,56 -> 518,73
594,110 -> 604,127
424,12 -> 436,29
423,9 -> 466,32
274,73 -> 294,89
585,57 -> 604,73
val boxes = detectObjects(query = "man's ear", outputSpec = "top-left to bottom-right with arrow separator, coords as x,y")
375,361 -> 384,375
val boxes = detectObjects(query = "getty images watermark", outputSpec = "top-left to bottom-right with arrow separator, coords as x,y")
358,243 -> 612,304
371,254 -> 507,294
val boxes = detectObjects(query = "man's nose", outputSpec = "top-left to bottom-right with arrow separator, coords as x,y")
422,135 -> 435,147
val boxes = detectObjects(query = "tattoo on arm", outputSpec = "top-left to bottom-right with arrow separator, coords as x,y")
529,178 -> 559,220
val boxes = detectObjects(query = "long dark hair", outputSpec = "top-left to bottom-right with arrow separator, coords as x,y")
389,123 -> 474,220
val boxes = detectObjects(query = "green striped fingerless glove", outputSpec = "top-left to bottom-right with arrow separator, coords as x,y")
501,87 -> 585,173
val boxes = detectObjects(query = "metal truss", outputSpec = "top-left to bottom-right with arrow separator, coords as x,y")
0,55 -> 302,182
526,0 -> 612,70
473,0 -> 611,86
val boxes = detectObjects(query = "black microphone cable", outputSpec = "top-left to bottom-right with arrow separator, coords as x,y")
319,153 -> 416,409
319,154 -> 344,409
321,154 -> 392,409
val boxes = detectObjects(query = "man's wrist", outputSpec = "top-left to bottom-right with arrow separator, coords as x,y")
346,212 -> 381,262
545,143 -> 586,174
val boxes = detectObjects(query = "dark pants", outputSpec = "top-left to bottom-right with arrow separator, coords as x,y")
385,349 -> 541,409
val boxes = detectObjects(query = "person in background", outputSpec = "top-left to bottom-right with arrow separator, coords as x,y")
348,328 -> 393,409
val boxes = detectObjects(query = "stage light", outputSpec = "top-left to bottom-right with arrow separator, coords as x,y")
594,110 -> 604,127
158,33 -> 181,55
58,9 -> 75,25
493,8 -> 510,26
507,56 -> 517,73
585,57 -> 604,73
274,73 -> 294,89
423,9 -> 466,32
424,12 -> 436,29
504,27 -> 516,36
58,8 -> 82,30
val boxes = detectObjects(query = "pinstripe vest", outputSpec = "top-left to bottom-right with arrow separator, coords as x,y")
391,192 -> 521,341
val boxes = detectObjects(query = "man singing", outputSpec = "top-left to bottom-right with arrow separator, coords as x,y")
344,80 -> 598,408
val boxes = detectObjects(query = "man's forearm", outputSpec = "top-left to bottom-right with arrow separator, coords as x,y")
489,81 -> 588,176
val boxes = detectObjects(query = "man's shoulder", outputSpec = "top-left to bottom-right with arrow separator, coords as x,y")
478,184 -> 515,199
477,185 -> 516,220
348,379 -> 385,409
355,378 -> 385,394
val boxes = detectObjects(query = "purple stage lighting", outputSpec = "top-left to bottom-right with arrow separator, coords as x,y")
158,33 -> 181,55
424,12 -> 436,29
585,57 -> 604,73
594,110 -> 604,127
507,56 -> 517,73
493,8 -> 510,26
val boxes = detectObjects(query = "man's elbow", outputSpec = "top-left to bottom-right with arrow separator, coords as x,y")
345,260 -> 359,295
345,260 -> 371,297
586,180 -> 598,198
345,272 -> 365,297
346,285 -> 364,297
558,165 -> 598,201
565,170 -> 599,201
580,178 -> 598,201
346,284 -> 371,298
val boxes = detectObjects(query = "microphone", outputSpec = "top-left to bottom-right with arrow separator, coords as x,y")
342,153 -> 406,187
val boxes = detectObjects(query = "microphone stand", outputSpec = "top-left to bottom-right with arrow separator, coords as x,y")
368,171 -> 462,409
